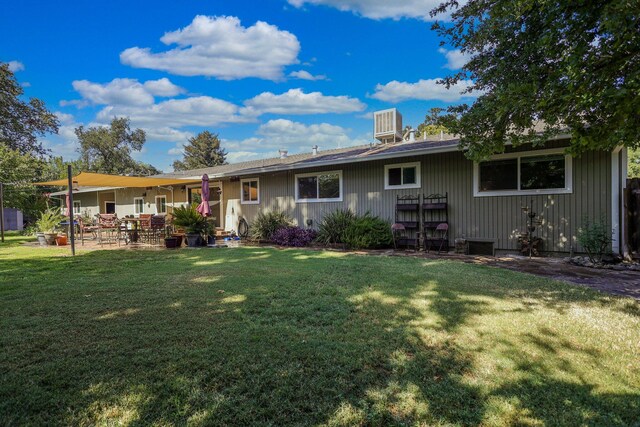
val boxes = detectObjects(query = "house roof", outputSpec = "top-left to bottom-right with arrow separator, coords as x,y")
161,138 -> 461,180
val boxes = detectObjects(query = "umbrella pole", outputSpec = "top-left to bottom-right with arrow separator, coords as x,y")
67,166 -> 75,256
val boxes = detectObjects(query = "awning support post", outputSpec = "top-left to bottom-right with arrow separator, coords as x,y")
67,166 -> 75,256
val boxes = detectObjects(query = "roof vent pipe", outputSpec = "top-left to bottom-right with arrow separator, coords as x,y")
440,130 -> 444,141
409,129 -> 415,142
312,145 -> 318,155
279,149 -> 288,159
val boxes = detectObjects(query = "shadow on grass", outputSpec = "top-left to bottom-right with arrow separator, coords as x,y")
0,247 -> 638,425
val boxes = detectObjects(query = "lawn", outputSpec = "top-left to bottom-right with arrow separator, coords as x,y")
0,234 -> 638,426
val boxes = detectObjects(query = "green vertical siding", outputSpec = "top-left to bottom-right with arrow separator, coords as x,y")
230,147 -> 612,254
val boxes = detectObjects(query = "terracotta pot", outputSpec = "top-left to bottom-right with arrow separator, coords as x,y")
55,235 -> 68,246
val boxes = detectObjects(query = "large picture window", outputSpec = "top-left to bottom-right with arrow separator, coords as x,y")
241,178 -> 260,204
474,149 -> 572,196
384,162 -> 421,190
295,171 -> 342,202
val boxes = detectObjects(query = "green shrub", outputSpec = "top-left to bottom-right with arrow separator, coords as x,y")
250,210 -> 294,240
577,215 -> 612,263
35,208 -> 64,233
343,213 -> 393,249
172,204 -> 208,234
315,209 -> 356,244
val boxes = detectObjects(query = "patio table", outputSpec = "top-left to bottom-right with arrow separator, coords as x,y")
120,217 -> 146,244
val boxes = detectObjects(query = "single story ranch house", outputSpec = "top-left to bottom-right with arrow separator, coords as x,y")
51,109 -> 628,256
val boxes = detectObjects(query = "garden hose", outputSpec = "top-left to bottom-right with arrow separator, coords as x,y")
238,217 -> 249,238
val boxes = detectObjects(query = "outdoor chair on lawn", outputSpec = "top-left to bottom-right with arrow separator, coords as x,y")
391,223 -> 406,250
425,222 -> 449,254
76,215 -> 100,245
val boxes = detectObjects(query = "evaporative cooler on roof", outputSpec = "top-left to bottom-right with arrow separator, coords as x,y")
374,108 -> 403,144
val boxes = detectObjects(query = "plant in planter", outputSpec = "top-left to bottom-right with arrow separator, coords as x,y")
35,208 -> 65,245
172,204 -> 207,247
164,228 -> 178,249
203,219 -> 217,246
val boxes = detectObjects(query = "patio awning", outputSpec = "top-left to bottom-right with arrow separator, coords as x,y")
35,172 -> 200,188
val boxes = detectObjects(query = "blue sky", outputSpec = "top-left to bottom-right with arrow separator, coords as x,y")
1,0 -> 475,171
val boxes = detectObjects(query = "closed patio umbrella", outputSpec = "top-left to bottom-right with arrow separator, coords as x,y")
196,174 -> 211,217
64,193 -> 71,217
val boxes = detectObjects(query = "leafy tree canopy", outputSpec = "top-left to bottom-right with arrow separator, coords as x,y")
0,62 -> 58,156
75,117 -> 160,175
431,0 -> 640,160
416,107 -> 448,138
172,131 -> 227,171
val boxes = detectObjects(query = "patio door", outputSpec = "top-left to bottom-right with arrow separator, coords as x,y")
188,182 -> 223,228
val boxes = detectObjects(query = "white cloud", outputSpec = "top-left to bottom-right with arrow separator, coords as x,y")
146,127 -> 193,143
438,48 -> 471,70
7,60 -> 24,72
288,70 -> 327,81
221,119 -> 368,161
287,0 -> 444,20
225,151 -> 263,163
70,78 -> 184,107
95,96 -> 251,129
120,15 -> 300,80
242,88 -> 365,116
371,78 -> 477,103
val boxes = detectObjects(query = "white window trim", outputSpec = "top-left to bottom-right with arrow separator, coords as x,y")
155,195 -> 167,214
133,197 -> 144,215
295,170 -> 343,203
473,148 -> 573,197
384,161 -> 421,190
72,200 -> 81,215
240,177 -> 260,205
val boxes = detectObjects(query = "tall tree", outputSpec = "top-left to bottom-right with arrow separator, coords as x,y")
75,117 -> 160,175
172,131 -> 227,171
0,62 -> 59,156
431,1 -> 640,160
416,107 -> 448,138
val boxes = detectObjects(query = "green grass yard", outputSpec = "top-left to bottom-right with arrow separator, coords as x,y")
0,234 -> 639,426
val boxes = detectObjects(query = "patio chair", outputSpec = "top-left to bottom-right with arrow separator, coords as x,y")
425,223 -> 449,254
96,214 -> 121,246
148,215 -> 166,245
76,215 -> 99,245
391,223 -> 406,250
138,213 -> 152,243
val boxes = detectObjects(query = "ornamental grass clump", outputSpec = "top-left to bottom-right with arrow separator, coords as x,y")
250,210 -> 294,241
315,209 -> 356,245
271,226 -> 317,247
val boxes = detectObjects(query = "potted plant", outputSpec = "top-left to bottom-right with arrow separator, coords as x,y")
36,208 -> 65,245
203,219 -> 217,246
171,204 -> 207,248
55,234 -> 68,246
164,227 -> 178,249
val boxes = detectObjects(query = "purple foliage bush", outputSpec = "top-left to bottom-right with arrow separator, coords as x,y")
271,226 -> 317,247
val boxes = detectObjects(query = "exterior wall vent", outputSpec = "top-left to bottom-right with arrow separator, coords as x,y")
374,108 -> 403,144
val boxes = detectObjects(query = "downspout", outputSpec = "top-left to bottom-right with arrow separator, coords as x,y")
611,147 -> 623,255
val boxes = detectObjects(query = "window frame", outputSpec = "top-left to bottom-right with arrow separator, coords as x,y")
155,195 -> 167,214
384,161 -> 421,190
72,200 -> 81,215
473,148 -> 573,197
294,170 -> 343,203
133,197 -> 144,215
240,177 -> 260,205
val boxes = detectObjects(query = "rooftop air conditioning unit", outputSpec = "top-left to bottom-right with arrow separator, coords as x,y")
374,108 -> 403,143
